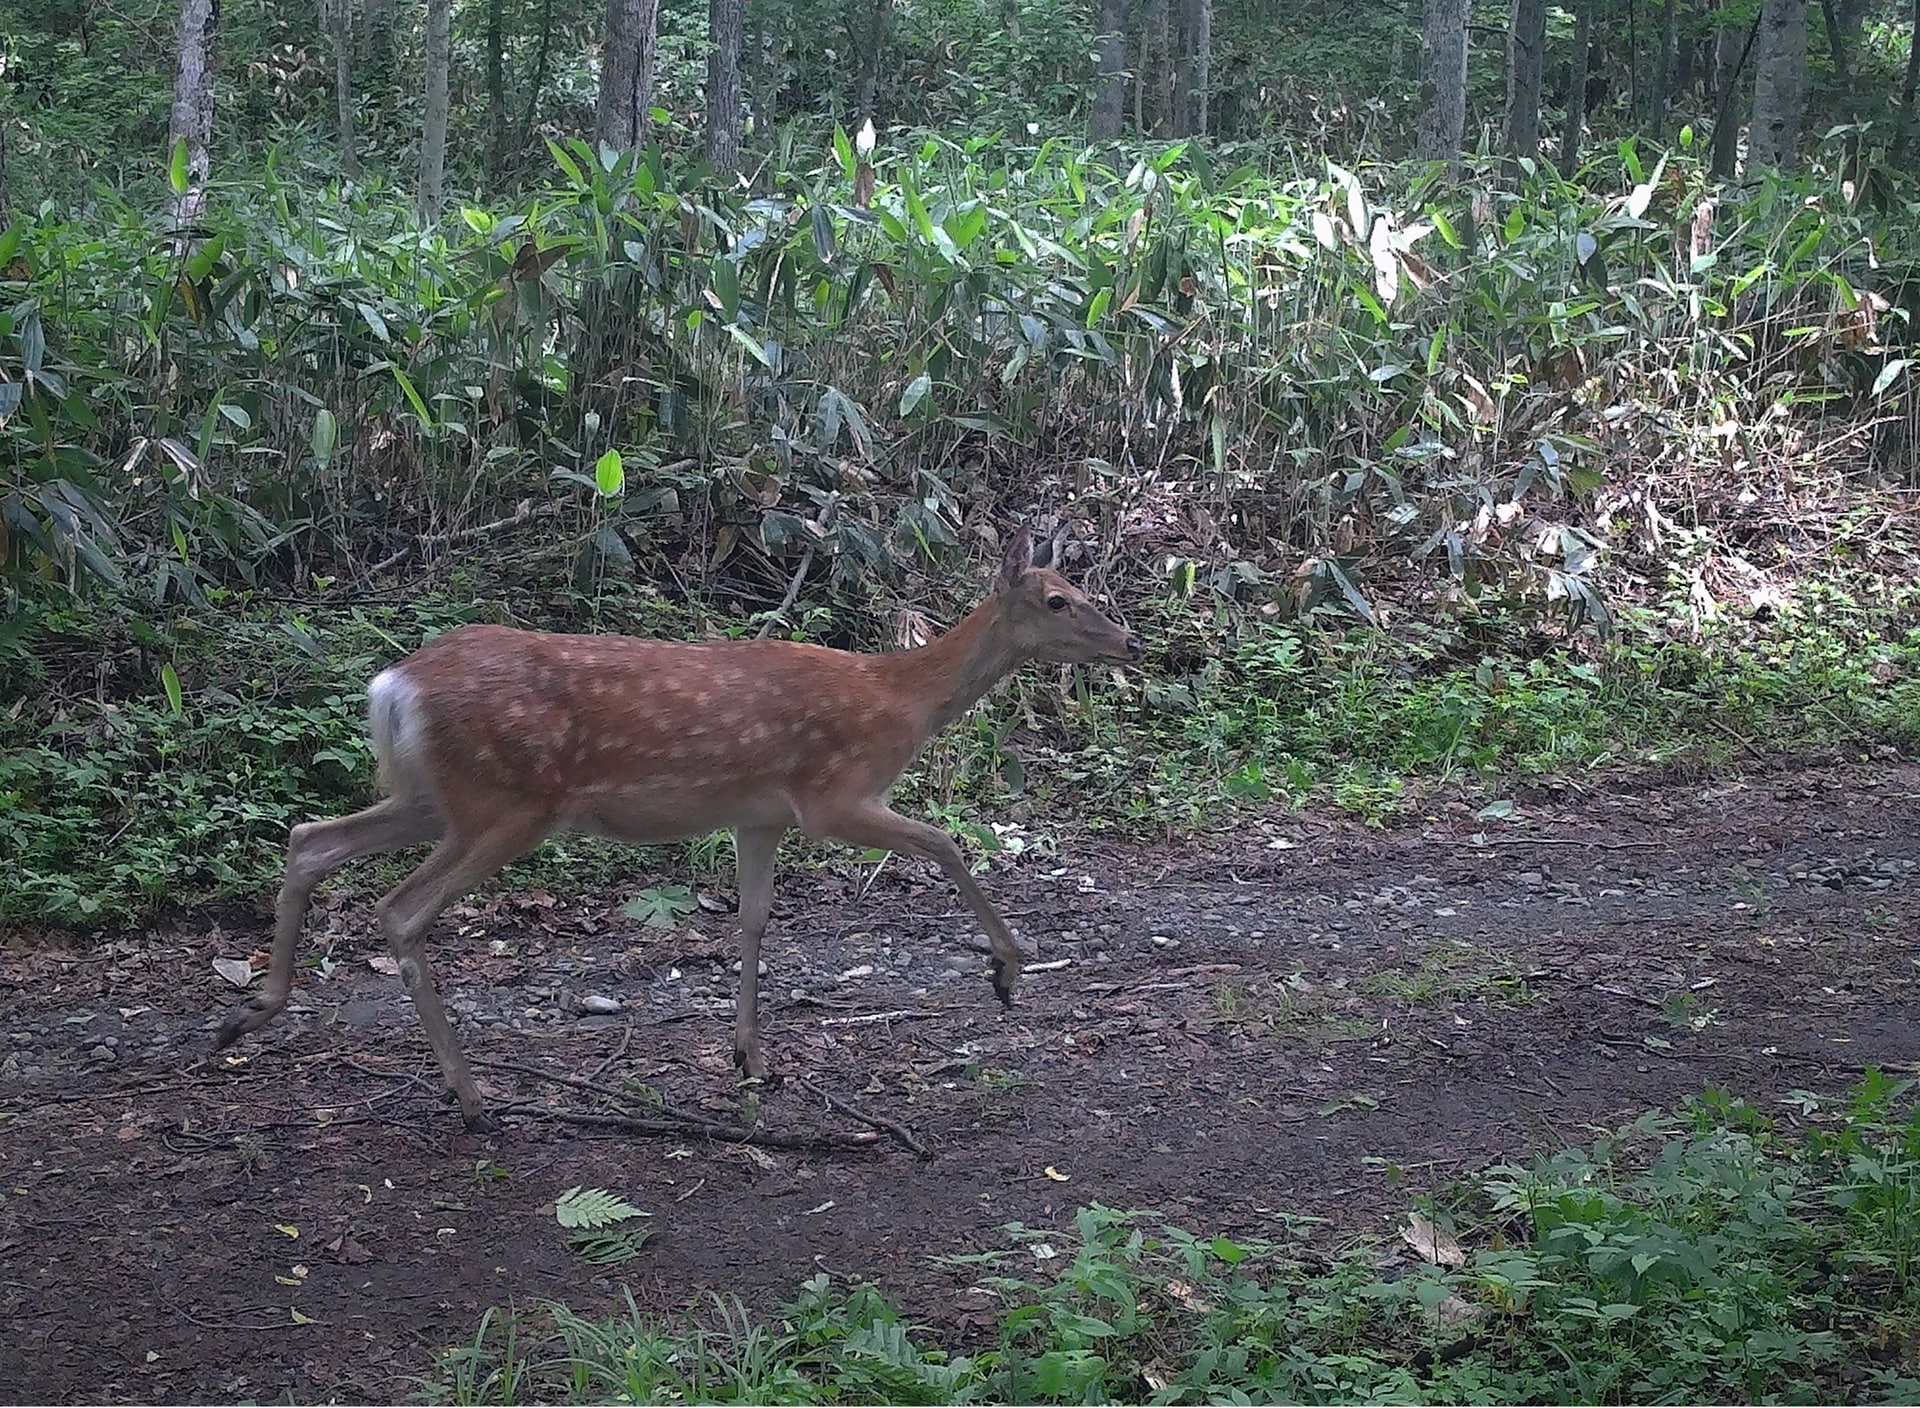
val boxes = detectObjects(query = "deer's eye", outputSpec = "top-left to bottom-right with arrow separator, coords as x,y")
1046,594 -> 1069,612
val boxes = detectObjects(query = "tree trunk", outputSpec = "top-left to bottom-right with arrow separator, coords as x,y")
706,0 -> 745,174
323,0 -> 359,177
1649,0 -> 1679,133
363,0 -> 395,133
1895,0 -> 1920,162
1505,0 -> 1546,158
1749,0 -> 1806,169
1416,0 -> 1469,161
518,0 -> 556,159
852,0 -> 891,120
595,0 -> 663,150
1815,0 -> 1851,118
1184,0 -> 1211,135
1560,0 -> 1594,173
1709,9 -> 1761,176
419,0 -> 451,217
168,0 -> 219,226
487,0 -> 507,178
1089,0 -> 1129,141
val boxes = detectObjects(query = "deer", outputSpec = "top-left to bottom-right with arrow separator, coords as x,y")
214,526 -> 1143,1132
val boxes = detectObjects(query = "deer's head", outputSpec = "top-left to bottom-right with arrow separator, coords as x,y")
996,527 -> 1143,667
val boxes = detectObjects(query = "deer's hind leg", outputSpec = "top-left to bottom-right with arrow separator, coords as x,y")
216,796 -> 441,1051
374,814 -> 553,1132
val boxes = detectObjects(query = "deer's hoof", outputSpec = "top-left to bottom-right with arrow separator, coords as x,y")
991,959 -> 1017,1009
463,1108 -> 504,1137
211,997 -> 276,1053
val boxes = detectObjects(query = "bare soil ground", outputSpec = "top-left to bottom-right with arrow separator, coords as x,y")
3,759 -> 1918,1404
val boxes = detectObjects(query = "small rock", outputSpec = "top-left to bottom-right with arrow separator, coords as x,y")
1151,935 -> 1177,949
90,1044 -> 115,1062
580,994 -> 623,1015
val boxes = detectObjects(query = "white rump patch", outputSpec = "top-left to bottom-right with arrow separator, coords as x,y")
367,667 -> 427,769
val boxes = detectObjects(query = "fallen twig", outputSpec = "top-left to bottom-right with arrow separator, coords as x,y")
798,1076 -> 929,1158
817,1008 -> 937,1027
518,1103 -> 881,1151
586,1020 -> 635,1083
1468,836 -> 1664,851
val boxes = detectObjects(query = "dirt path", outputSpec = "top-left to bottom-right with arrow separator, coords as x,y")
3,760 -> 1917,1403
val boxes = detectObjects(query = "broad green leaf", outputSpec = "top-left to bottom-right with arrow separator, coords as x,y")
595,448 -> 625,497
900,373 -> 932,416
168,137 -> 190,196
1871,359 -> 1912,399
161,662 -> 183,717
389,367 -> 432,428
311,409 -> 338,470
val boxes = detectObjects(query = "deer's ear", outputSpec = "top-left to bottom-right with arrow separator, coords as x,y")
998,527 -> 1033,591
1029,533 -> 1057,571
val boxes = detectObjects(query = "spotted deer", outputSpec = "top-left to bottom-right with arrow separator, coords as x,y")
215,527 -> 1143,1131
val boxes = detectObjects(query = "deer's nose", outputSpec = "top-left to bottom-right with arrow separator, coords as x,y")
1125,636 -> 1144,662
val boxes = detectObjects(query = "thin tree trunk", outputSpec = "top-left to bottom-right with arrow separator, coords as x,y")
487,0 -> 507,178
1894,0 -> 1920,162
1416,0 -> 1469,161
1749,0 -> 1806,169
419,0 -> 451,217
518,0 -> 555,157
1709,9 -> 1761,176
1560,0 -> 1594,173
168,0 -> 218,226
595,0 -> 663,150
1170,0 -> 1194,134
1627,0 -> 1639,117
1089,0 -> 1129,140
853,0 -> 891,119
1816,0 -> 1851,117
1649,0 -> 1679,132
706,0 -> 745,173
363,0 -> 395,134
1133,0 -> 1162,132
1505,0 -> 1547,157
1187,0 -> 1211,134
324,0 -> 359,176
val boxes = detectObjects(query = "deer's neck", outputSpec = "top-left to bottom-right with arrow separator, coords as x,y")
907,594 -> 1025,737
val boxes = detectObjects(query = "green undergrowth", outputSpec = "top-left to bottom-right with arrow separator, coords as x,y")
3,570 -> 1917,929
434,1077 -> 1920,1405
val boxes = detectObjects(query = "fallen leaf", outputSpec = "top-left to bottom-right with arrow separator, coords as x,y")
212,957 -> 257,989
1044,1165 -> 1071,1182
1402,1213 -> 1464,1267
275,1223 -> 300,1240
368,954 -> 401,978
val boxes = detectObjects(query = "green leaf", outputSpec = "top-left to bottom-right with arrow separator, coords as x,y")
161,662 -> 183,717
1871,359 -> 1912,399
1086,287 -> 1112,327
900,373 -> 932,416
595,448 -> 626,497
168,137 -> 190,196
554,1185 -> 650,1229
311,409 -> 338,470
716,323 -> 769,368
389,367 -> 432,428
